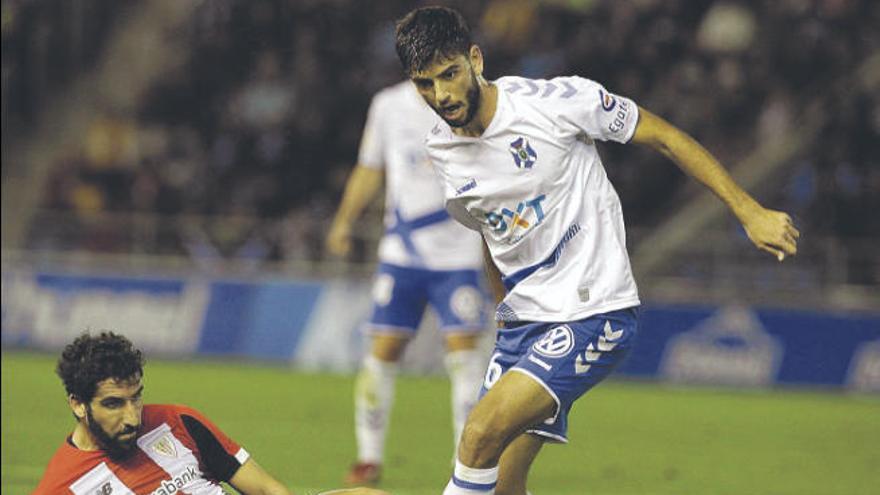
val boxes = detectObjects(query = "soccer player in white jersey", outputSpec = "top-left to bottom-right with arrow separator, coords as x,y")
326,79 -> 489,484
394,7 -> 800,495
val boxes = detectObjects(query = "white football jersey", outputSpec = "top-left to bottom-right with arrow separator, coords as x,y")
359,81 -> 483,270
426,76 -> 641,322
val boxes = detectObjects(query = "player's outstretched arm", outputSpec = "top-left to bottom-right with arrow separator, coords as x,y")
326,165 -> 384,257
226,459 -> 390,495
227,458 -> 293,495
630,107 -> 800,261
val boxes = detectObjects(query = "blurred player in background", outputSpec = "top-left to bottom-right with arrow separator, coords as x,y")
34,332 -> 386,495
326,77 -> 489,484
394,7 -> 801,494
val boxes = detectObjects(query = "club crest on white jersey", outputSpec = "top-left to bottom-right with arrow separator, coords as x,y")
509,137 -> 537,169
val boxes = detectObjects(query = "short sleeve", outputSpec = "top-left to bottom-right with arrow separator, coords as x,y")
175,406 -> 249,482
357,93 -> 386,169
553,76 -> 639,144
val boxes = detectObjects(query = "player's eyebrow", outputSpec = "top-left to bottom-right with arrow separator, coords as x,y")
439,64 -> 459,77
413,76 -> 433,86
98,384 -> 144,403
413,60 -> 460,84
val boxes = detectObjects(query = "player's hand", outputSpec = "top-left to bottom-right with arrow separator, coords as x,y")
741,207 -> 800,261
326,220 -> 353,258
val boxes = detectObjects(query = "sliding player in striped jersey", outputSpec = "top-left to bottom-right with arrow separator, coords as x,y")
34,332 -> 385,495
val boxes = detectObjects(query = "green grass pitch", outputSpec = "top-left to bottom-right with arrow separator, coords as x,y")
3,351 -> 878,495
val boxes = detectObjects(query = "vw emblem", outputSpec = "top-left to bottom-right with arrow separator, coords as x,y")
532,325 -> 574,358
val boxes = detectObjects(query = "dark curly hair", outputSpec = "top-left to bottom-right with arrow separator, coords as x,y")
395,6 -> 472,75
56,332 -> 145,403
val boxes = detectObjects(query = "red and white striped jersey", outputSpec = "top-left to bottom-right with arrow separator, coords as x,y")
34,404 -> 250,495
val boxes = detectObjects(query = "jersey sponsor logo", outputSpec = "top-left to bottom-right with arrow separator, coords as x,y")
455,178 -> 477,196
95,482 -> 113,495
150,434 -> 178,458
607,98 -> 632,134
509,137 -> 537,169
485,195 -> 546,240
532,325 -> 574,358
598,89 -> 617,111
148,466 -> 199,495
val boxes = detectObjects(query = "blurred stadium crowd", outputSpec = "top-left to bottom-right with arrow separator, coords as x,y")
2,0 -> 878,286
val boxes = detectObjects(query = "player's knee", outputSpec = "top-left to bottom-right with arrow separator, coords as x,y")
445,333 -> 480,352
458,417 -> 507,466
370,335 -> 408,361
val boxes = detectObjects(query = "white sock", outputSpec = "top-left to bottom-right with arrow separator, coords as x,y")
443,460 -> 498,494
444,349 -> 485,453
354,354 -> 398,464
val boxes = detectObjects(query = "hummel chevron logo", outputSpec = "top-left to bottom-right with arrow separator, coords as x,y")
575,321 -> 624,374
559,81 -> 577,98
505,80 -> 578,98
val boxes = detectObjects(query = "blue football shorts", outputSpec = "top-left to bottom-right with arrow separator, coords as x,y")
366,263 -> 488,334
479,306 -> 640,443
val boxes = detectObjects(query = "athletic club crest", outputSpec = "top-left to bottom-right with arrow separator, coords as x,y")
151,434 -> 178,458
509,137 -> 537,169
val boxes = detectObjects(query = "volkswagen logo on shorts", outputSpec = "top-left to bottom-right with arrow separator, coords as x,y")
532,325 -> 574,358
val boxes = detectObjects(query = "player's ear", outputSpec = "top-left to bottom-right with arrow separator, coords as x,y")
69,394 -> 87,421
469,44 -> 484,77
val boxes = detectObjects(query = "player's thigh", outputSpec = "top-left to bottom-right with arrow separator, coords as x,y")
497,433 -> 544,495
466,369 -> 556,441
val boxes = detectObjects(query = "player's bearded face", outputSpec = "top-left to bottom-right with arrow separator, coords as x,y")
440,66 -> 481,128
84,377 -> 144,459
413,56 -> 482,128
86,405 -> 139,459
